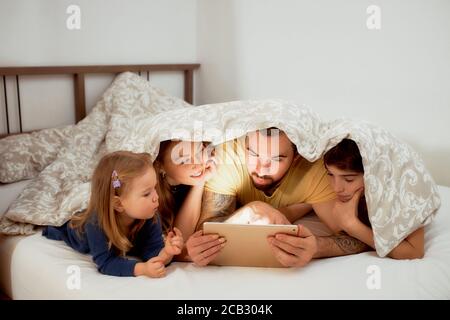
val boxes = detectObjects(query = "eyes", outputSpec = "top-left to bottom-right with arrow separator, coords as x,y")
178,144 -> 207,165
177,155 -> 192,165
247,149 -> 282,162
327,172 -> 355,183
142,187 -> 157,197
143,190 -> 152,197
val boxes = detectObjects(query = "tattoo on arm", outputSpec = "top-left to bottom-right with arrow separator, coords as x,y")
196,191 -> 236,229
331,232 -> 370,254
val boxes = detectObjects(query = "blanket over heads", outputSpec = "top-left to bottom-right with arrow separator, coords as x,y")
0,72 -> 440,257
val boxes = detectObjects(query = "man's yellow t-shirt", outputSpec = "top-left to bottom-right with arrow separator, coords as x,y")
205,138 -> 336,208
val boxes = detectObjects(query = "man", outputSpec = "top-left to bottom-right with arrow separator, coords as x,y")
186,128 -> 369,266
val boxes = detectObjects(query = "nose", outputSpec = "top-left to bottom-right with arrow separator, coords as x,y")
334,179 -> 345,193
261,158 -> 271,168
192,148 -> 207,165
256,158 -> 272,175
152,190 -> 159,203
191,163 -> 203,172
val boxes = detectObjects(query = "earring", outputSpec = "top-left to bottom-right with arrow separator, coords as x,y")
160,171 -> 167,179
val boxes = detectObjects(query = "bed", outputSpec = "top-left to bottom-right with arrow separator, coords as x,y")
1,181 -> 450,299
0,65 -> 449,300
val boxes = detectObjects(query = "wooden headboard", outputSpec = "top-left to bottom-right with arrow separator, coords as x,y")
0,64 -> 200,138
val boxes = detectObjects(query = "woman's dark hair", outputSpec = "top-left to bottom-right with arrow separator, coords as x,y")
154,140 -> 177,233
323,139 -> 364,173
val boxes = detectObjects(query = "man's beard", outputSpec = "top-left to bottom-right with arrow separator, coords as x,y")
250,173 -> 276,191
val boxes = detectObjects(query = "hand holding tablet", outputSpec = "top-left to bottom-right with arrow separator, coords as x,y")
203,222 -> 298,268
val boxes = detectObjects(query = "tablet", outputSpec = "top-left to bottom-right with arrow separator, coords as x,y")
203,222 -> 298,268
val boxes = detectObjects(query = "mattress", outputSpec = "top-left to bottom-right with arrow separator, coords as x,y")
1,182 -> 449,299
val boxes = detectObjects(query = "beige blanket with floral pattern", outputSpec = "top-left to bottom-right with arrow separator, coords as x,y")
0,72 -> 441,257
0,72 -> 191,235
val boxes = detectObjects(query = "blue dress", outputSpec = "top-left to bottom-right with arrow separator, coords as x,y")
43,214 -> 164,277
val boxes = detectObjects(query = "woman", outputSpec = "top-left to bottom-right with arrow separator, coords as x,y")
154,140 -> 218,259
323,139 -> 424,259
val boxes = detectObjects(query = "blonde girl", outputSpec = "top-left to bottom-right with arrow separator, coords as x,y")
43,151 -> 184,277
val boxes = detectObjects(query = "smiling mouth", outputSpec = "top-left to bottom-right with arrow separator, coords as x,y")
190,170 -> 203,178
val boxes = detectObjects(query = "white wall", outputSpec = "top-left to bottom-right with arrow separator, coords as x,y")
0,0 -> 197,65
197,0 -> 450,187
0,0 -> 197,131
1,0 -> 449,187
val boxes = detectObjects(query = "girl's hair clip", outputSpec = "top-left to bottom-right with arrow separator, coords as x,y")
112,170 -> 121,189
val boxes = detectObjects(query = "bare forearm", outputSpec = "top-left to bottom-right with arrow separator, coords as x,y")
196,191 -> 236,230
278,203 -> 313,223
134,262 -> 146,276
158,248 -> 173,265
387,228 -> 424,259
388,242 -> 421,259
174,185 -> 205,241
314,233 -> 370,258
347,223 -> 424,259
345,221 -> 376,249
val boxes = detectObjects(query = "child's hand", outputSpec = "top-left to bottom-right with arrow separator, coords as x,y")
145,256 -> 166,278
164,227 -> 184,256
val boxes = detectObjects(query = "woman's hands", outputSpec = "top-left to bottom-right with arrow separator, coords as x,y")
204,157 -> 217,181
196,156 -> 217,186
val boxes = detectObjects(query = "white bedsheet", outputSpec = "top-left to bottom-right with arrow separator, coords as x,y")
1,183 -> 449,299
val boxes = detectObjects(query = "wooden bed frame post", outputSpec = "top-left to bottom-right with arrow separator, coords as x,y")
74,73 -> 86,122
184,69 -> 194,104
0,64 -> 200,137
